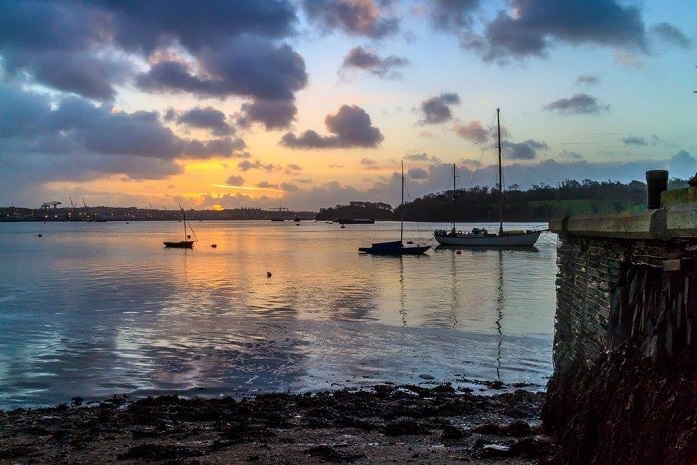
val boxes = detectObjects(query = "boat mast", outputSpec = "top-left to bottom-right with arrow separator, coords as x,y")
181,208 -> 187,240
497,108 -> 503,235
400,161 -> 404,243
452,163 -> 456,233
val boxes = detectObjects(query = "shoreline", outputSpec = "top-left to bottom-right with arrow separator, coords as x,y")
0,383 -> 555,464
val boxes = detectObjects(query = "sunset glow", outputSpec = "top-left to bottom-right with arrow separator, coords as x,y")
1,1 -> 695,211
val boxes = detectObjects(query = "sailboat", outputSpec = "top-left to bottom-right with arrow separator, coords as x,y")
164,207 -> 197,248
359,162 -> 430,255
434,108 -> 543,247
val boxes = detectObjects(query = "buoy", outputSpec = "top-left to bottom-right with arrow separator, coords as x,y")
211,244 -> 217,248
267,271 -> 272,278
456,250 -> 462,255
37,234 -> 43,237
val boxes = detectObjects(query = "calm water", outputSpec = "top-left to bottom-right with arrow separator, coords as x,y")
0,220 -> 557,408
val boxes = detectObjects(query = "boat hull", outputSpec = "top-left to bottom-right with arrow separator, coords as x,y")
359,240 -> 430,255
434,230 -> 542,247
163,241 -> 194,248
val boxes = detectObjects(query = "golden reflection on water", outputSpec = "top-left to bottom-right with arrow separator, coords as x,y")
0,220 -> 556,407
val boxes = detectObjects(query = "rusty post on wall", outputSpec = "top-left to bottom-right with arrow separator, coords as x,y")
645,170 -> 668,209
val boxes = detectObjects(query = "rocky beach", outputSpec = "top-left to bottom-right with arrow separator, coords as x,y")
0,383 -> 555,464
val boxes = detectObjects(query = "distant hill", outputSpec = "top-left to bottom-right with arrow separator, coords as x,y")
321,177 -> 689,223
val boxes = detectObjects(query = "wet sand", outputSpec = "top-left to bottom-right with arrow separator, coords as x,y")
0,383 -> 555,464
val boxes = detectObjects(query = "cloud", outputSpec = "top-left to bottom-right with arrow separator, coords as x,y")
404,153 -> 441,163
137,36 -> 308,101
622,136 -> 647,146
238,159 -> 277,172
419,93 -> 460,125
339,47 -> 408,79
614,51 -> 644,70
226,175 -> 245,186
303,0 -> 400,38
668,151 -> 696,178
454,120 -> 487,143
651,22 -> 691,48
280,181 -> 298,191
175,107 -> 234,136
502,139 -> 549,160
237,99 -> 298,130
361,158 -> 378,165
407,167 -> 428,180
463,0 -> 647,62
281,105 -> 384,149
286,164 -> 303,172
0,1 -> 301,101
427,0 -> 481,31
576,75 -> 599,86
183,137 -> 248,159
559,150 -> 583,160
543,93 -> 610,115
256,181 -> 279,189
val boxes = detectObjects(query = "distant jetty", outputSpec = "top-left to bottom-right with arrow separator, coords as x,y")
333,218 -> 375,224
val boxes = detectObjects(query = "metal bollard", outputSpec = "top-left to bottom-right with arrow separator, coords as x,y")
645,170 -> 668,209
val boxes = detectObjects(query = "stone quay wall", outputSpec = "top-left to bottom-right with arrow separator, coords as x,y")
543,185 -> 697,464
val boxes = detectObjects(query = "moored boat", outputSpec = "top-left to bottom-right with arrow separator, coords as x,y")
434,108 -> 544,247
359,163 -> 430,255
164,207 -> 197,248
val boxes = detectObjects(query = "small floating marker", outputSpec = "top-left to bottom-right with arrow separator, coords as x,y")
456,250 -> 462,255
267,271 -> 272,278
211,244 -> 217,248
340,225 -> 345,229
37,234 -> 43,237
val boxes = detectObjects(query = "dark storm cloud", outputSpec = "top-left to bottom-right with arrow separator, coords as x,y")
543,93 -> 610,115
100,0 -> 297,54
303,0 -> 400,38
454,120 -> 487,143
0,1 -> 133,100
622,136 -> 647,146
238,99 -> 298,130
281,105 -> 384,149
428,0 -> 481,31
176,107 -> 234,136
503,139 -> 549,160
420,93 -> 460,125
340,47 -> 408,79
0,85 -> 244,186
0,1 -> 305,102
463,0 -> 647,62
651,22 -> 691,48
137,36 -> 308,101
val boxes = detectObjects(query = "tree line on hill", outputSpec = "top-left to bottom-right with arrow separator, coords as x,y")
317,177 -> 690,223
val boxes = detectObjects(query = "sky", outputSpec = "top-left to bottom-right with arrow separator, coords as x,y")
0,0 -> 695,212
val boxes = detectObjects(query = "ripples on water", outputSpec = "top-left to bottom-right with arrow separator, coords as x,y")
0,220 -> 557,407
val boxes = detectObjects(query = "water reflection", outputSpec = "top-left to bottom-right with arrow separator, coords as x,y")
496,250 -> 504,379
0,221 -> 556,407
